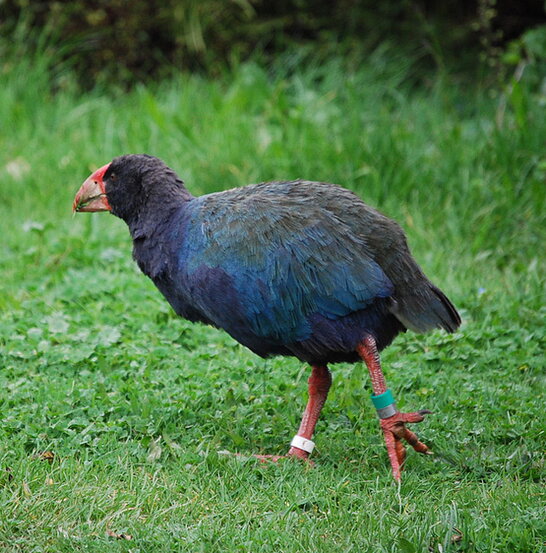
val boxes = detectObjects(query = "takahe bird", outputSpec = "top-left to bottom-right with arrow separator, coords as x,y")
73,154 -> 461,480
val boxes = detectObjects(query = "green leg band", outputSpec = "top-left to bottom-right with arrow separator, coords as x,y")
371,389 -> 397,419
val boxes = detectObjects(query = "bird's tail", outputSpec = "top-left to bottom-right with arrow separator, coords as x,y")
391,283 -> 461,334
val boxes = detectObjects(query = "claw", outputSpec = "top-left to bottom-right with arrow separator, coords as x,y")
380,410 -> 431,480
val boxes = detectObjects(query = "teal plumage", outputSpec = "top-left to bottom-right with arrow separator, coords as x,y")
178,185 -> 393,344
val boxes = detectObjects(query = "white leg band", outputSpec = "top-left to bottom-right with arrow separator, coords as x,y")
290,435 -> 315,454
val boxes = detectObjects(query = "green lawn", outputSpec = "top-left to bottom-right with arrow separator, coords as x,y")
0,49 -> 544,552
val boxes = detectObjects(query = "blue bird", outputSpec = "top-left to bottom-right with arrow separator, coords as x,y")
74,154 -> 461,480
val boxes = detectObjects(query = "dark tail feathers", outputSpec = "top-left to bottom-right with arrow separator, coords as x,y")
391,284 -> 461,334
429,285 -> 461,333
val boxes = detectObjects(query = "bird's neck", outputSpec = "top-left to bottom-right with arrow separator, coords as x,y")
129,196 -> 194,283
126,188 -> 193,241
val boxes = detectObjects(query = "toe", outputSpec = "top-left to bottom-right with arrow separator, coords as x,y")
394,437 -> 406,466
383,431 -> 402,481
398,410 -> 430,424
401,426 -> 431,455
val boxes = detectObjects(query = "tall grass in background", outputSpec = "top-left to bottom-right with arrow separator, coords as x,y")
1,40 -> 544,309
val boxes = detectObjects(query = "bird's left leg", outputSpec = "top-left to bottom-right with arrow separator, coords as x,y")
357,335 -> 431,480
254,364 -> 331,463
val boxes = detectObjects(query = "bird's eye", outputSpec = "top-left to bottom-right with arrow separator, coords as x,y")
109,173 -> 117,181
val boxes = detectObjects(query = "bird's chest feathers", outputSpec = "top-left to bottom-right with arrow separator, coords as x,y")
132,234 -> 171,281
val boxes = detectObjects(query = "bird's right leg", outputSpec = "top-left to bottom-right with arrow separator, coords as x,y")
254,364 -> 331,462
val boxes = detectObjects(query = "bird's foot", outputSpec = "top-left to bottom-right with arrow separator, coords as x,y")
380,409 -> 432,481
253,447 -> 313,465
220,447 -> 313,464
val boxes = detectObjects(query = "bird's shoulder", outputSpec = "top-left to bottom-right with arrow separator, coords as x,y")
196,179 -> 406,246
185,181 -> 362,264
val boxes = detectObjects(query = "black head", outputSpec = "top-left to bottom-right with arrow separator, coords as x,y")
74,154 -> 191,226
105,154 -> 169,221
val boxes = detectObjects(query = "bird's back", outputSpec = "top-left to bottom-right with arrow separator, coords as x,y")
137,179 -> 460,364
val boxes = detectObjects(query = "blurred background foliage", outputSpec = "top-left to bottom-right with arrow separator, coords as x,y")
1,0 -> 545,88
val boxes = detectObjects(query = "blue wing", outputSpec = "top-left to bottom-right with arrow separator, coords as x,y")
173,185 -> 393,345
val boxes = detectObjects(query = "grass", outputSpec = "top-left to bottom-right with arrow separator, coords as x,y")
0,44 -> 545,552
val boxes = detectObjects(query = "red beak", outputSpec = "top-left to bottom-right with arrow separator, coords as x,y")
73,163 -> 112,212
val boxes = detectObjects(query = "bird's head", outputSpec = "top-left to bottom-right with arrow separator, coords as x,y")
73,154 -> 190,224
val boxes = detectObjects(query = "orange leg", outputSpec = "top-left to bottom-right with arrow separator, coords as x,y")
255,364 -> 331,462
288,364 -> 332,459
357,335 -> 431,481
